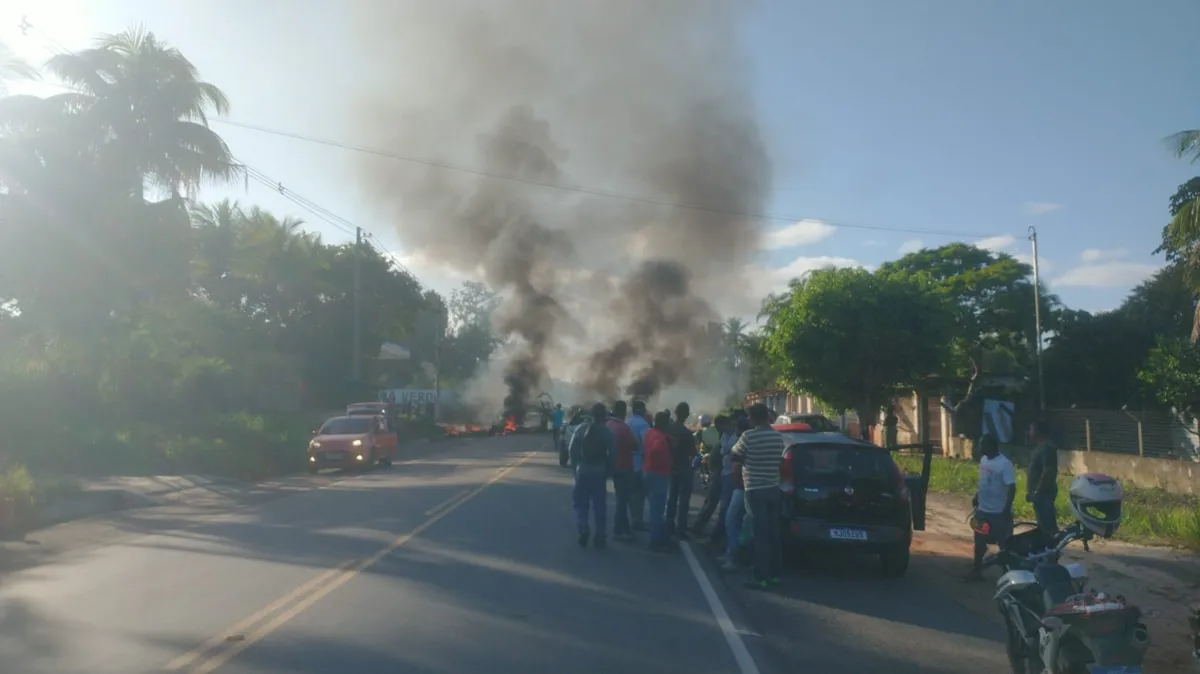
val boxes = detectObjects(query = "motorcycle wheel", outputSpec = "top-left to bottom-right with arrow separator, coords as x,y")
1003,616 -> 1041,674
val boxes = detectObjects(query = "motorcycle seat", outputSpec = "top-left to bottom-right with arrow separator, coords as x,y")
1035,563 -> 1076,606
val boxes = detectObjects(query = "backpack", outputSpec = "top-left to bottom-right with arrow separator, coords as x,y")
580,423 -> 609,463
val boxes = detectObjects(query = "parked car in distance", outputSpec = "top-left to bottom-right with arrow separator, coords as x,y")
774,428 -> 932,578
308,414 -> 398,473
774,413 -> 840,433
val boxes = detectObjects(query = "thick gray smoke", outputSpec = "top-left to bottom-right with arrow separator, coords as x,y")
349,0 -> 770,414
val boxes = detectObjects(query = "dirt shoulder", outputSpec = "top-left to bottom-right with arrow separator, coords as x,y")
914,492 -> 1200,673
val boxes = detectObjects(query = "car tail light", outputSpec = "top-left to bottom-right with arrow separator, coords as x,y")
779,448 -> 795,494
890,461 -> 910,503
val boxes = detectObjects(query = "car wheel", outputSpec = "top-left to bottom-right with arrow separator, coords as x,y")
879,542 -> 911,578
380,456 -> 393,467
307,465 -> 318,474
360,451 -> 374,472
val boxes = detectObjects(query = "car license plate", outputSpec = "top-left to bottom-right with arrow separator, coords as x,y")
829,528 -> 868,541
1087,667 -> 1141,674
324,452 -> 344,461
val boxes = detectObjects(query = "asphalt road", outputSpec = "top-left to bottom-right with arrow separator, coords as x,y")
0,434 -> 1012,674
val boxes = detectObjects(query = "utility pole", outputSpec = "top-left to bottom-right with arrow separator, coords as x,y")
433,327 -> 442,424
352,226 -> 362,385
1029,226 -> 1046,412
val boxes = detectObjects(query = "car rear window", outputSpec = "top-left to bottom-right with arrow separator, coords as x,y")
795,416 -> 839,432
791,444 -> 896,483
320,417 -> 373,435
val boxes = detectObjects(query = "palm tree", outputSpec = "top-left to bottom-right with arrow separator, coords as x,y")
0,40 -> 38,96
43,26 -> 237,199
1163,132 -> 1200,342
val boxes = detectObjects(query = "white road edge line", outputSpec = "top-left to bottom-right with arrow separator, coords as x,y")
680,541 -> 762,674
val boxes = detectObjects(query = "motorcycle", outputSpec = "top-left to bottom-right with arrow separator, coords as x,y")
988,520 -> 1150,674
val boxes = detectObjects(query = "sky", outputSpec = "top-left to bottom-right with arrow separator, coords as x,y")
2,0 -> 1198,314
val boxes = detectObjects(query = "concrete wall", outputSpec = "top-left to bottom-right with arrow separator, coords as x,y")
1058,449 -> 1200,495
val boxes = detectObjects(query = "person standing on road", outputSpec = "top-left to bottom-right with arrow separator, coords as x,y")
569,402 -> 616,549
665,402 -> 698,540
731,403 -> 785,589
1026,419 -> 1060,537
606,400 -> 639,541
719,416 -> 751,571
626,400 -> 651,532
966,434 -> 1016,581
691,414 -> 728,538
551,403 -> 565,451
642,410 -> 676,552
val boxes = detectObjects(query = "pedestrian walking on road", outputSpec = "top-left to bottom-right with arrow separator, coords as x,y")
626,399 -> 651,531
665,402 -> 698,540
966,434 -> 1015,581
731,403 -> 785,589
1026,419 -> 1060,537
551,403 -> 565,459
569,402 -> 616,549
606,400 -> 639,541
642,410 -> 675,552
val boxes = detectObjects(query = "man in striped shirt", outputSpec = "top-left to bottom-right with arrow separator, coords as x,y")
730,403 -> 785,589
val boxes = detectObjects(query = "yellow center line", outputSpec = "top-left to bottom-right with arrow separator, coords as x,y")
175,449 -> 540,674
423,489 -> 472,517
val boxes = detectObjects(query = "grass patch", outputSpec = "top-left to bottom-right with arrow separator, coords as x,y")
894,454 -> 1200,549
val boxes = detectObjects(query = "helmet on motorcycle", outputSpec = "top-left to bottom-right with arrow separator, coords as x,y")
699,414 -> 712,427
1068,473 -> 1123,538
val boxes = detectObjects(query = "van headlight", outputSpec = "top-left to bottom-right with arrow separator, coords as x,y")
352,439 -> 363,447
310,441 -> 321,449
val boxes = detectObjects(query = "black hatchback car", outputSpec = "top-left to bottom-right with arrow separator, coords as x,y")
775,424 -> 933,578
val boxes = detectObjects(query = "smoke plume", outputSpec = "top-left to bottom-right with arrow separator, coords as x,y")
349,0 -> 771,413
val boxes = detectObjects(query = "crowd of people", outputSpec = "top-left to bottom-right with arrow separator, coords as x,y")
556,399 -> 788,590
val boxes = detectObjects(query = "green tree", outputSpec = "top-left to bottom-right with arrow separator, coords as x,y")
1138,336 -> 1200,419
760,267 -> 954,437
877,242 -> 1054,408
43,26 -> 236,199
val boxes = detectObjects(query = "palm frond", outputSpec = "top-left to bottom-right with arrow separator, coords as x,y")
1166,129 -> 1200,163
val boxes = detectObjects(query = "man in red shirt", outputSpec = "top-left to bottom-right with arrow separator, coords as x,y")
606,400 -> 639,541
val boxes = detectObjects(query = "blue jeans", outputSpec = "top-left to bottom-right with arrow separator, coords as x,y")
665,470 -> 693,536
612,471 -> 634,535
573,471 -> 608,538
713,473 -> 733,540
644,473 -> 671,544
629,471 -> 645,526
746,488 -> 783,582
1031,490 -> 1058,537
725,489 -> 746,559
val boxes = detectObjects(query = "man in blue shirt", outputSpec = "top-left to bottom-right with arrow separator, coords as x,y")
569,402 -> 617,548
626,399 -> 651,532
551,403 -> 566,464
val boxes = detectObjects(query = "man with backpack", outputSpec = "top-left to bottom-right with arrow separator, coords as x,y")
569,402 -> 617,549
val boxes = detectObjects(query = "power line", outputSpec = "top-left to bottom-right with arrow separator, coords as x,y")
212,117 -> 994,240
14,18 -> 1002,241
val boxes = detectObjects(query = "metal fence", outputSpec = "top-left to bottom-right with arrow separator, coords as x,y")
1045,407 -> 1198,461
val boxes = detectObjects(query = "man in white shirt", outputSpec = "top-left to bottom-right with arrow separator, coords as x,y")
967,434 -> 1016,581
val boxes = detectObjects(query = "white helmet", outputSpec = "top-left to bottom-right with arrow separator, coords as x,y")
1068,473 -> 1123,538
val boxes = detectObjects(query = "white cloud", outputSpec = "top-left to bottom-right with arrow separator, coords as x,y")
388,250 -> 474,295
897,239 -> 924,254
975,234 -> 1017,252
761,219 -> 837,250
1023,202 -> 1063,216
1079,248 -> 1129,263
1051,261 -> 1161,288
